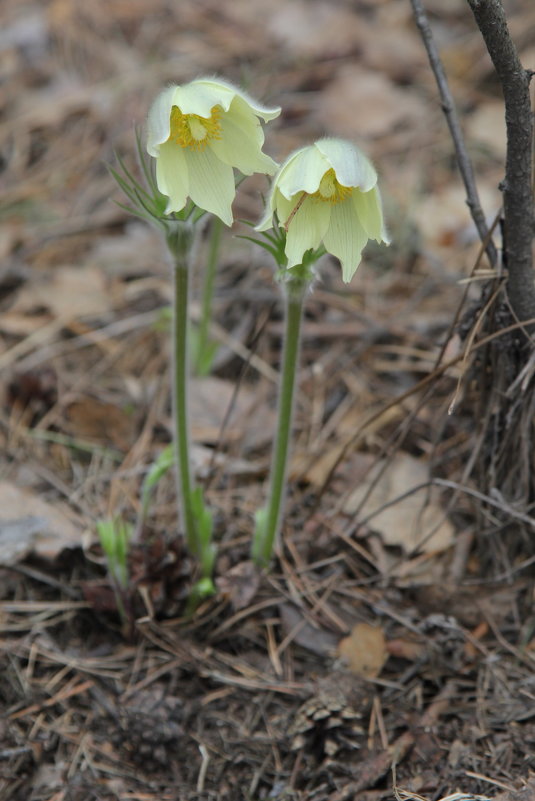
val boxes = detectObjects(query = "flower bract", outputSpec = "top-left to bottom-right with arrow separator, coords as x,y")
257,138 -> 389,281
147,77 -> 281,225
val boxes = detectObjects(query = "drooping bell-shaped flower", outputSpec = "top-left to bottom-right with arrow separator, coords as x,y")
257,138 -> 389,281
147,77 -> 281,225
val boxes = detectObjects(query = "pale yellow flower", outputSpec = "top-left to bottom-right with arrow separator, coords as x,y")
257,138 -> 389,281
147,77 -> 280,225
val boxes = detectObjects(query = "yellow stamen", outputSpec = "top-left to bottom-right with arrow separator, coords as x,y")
312,168 -> 353,204
285,170 -> 353,232
168,105 -> 222,151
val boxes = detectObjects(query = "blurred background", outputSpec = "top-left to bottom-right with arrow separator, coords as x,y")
5,0 -> 533,267
2,2 -> 535,799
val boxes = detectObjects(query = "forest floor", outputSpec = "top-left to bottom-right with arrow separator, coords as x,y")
1,1 -> 535,799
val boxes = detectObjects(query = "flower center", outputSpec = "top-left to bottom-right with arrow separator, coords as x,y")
284,170 -> 354,231
168,105 -> 222,151
312,169 -> 353,204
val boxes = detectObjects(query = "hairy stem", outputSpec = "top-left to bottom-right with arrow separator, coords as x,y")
195,216 -> 223,374
172,256 -> 198,555
252,274 -> 307,567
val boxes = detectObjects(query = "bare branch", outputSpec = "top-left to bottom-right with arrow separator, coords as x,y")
409,0 -> 497,268
467,0 -> 535,325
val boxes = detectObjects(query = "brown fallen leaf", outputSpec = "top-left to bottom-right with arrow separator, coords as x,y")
412,581 -> 526,628
343,453 -> 455,556
189,376 -> 275,450
216,561 -> 261,611
0,482 -> 80,564
279,602 -> 340,657
492,779 -> 535,801
268,0 -> 363,58
8,265 -> 114,320
317,65 -> 425,140
466,100 -> 506,158
337,622 -> 387,678
386,637 -> 426,662
65,398 -> 136,450
413,182 -> 500,253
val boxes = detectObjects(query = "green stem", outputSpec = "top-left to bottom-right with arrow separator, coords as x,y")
195,216 -> 223,373
172,256 -> 198,555
253,273 -> 308,567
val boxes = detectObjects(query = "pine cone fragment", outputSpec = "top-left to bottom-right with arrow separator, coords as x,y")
289,671 -> 371,757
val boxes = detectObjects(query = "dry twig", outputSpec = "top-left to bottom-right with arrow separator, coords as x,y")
328,680 -> 457,801
410,0 -> 497,269
467,0 -> 535,326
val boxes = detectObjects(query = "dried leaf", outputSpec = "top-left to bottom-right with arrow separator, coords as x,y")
0,482 -> 80,564
216,561 -> 261,611
386,637 -> 426,662
317,65 -> 425,139
268,0 -> 363,57
9,265 -> 114,319
337,623 -> 387,677
343,453 -> 455,555
65,398 -> 136,450
279,603 -> 339,657
466,101 -> 506,158
190,376 -> 275,450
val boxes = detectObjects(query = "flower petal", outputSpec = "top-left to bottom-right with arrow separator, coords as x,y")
285,196 -> 331,267
316,138 -> 377,192
323,199 -> 369,282
276,146 -> 331,199
190,77 -> 280,121
186,147 -> 235,226
156,141 -> 189,213
227,83 -> 281,122
275,191 -> 296,229
256,186 -> 279,231
173,80 -> 236,118
210,97 -> 278,175
173,77 -> 281,122
354,187 -> 390,243
147,85 -> 178,156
